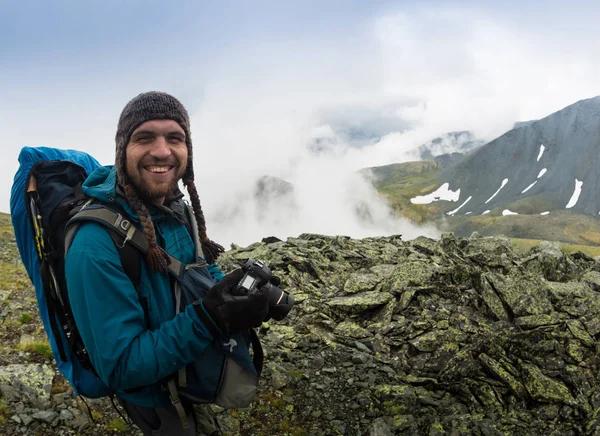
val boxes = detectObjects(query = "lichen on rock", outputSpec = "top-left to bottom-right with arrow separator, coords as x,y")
4,232 -> 600,435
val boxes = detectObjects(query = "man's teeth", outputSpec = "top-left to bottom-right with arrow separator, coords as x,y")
147,166 -> 171,173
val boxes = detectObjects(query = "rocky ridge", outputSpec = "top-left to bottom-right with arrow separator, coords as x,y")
1,232 -> 600,435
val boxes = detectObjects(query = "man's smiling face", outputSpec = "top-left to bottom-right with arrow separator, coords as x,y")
125,119 -> 188,205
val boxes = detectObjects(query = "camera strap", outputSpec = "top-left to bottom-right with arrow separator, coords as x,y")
249,329 -> 264,376
183,203 -> 206,262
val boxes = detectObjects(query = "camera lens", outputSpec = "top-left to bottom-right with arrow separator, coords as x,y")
267,285 -> 294,321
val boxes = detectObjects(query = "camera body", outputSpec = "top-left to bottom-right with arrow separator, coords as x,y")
235,259 -> 271,295
234,258 -> 294,321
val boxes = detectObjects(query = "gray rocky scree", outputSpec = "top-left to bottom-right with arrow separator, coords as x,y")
2,232 -> 600,435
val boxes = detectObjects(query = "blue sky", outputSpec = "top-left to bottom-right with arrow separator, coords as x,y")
3,1 -> 600,245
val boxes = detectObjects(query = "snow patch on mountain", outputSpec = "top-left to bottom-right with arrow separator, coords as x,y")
537,168 -> 547,178
537,144 -> 545,161
521,181 -> 537,194
447,196 -> 472,216
485,179 -> 508,204
541,211 -> 550,215
566,179 -> 583,208
502,209 -> 518,216
410,183 -> 460,204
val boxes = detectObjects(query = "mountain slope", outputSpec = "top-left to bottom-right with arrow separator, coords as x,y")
363,160 -> 446,223
441,96 -> 600,216
364,96 -> 600,244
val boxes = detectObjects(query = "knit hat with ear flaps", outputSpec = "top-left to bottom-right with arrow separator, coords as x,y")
115,91 -> 224,272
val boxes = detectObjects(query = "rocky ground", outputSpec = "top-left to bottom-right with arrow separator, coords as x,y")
2,230 -> 600,435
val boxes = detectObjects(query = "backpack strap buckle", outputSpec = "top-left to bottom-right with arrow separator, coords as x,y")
115,220 -> 136,249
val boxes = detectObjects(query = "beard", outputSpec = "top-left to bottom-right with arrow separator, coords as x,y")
136,177 -> 181,203
126,159 -> 186,205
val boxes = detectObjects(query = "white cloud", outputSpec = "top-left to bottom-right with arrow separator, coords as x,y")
371,7 -> 600,140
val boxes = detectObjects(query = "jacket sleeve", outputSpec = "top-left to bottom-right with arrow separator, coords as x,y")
208,263 -> 225,282
65,222 -> 217,391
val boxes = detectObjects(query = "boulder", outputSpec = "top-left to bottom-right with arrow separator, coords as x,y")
0,364 -> 54,409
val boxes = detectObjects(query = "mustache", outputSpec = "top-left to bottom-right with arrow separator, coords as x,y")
140,158 -> 180,166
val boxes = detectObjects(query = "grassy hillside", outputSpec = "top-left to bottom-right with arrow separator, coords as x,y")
441,210 -> 600,246
510,237 -> 600,257
363,161 -> 448,223
0,213 -> 31,291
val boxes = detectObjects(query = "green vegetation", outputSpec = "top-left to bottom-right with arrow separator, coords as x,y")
248,391 -> 307,436
0,213 -> 31,292
511,238 -> 600,257
0,400 -> 8,425
370,161 -> 442,199
19,312 -> 33,324
1,319 -> 20,330
17,339 -> 53,359
49,373 -> 72,395
107,418 -> 127,432
445,211 -> 600,247
363,161 -> 447,223
0,213 -> 14,233
0,261 -> 32,292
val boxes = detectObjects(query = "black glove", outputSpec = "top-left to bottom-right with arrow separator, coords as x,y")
197,269 -> 270,336
269,275 -> 281,287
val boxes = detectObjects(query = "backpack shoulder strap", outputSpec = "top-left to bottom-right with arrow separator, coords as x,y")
66,204 -> 185,277
64,203 -> 149,325
65,205 -> 149,255
107,231 -> 148,326
107,231 -> 141,290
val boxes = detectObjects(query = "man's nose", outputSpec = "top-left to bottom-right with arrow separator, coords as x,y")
150,136 -> 171,159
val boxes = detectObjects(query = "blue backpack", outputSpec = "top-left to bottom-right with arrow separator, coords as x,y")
11,146 -> 112,398
10,147 -> 263,424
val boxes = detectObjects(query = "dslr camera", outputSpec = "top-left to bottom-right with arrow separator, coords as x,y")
234,258 -> 294,321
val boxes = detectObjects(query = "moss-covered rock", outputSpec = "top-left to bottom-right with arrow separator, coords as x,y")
0,364 -> 54,409
4,231 -> 600,435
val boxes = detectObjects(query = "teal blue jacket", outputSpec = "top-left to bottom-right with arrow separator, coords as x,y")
65,166 -> 224,408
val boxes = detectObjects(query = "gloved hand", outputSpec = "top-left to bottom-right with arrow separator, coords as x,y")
269,275 -> 281,287
198,269 -> 270,336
